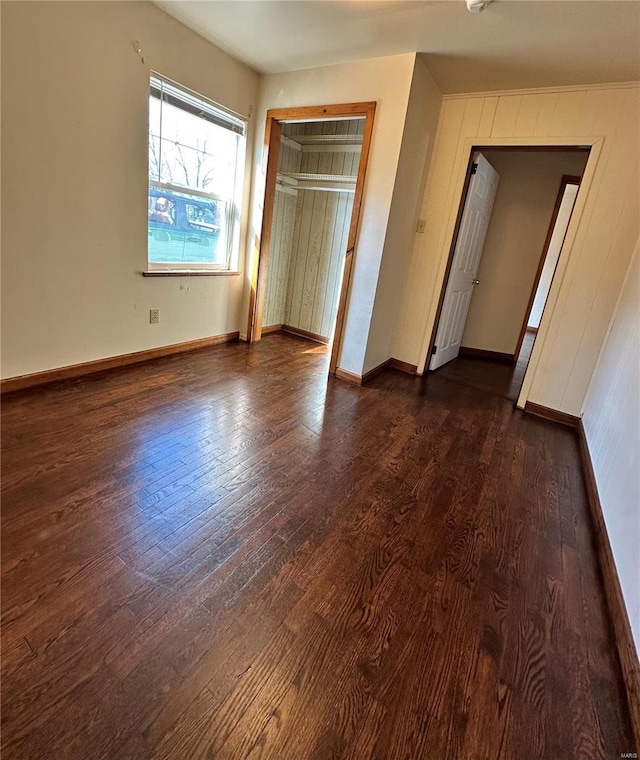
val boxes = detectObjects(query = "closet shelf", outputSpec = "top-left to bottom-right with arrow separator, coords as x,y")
281,134 -> 363,153
276,171 -> 357,194
280,172 -> 357,183
294,134 -> 363,145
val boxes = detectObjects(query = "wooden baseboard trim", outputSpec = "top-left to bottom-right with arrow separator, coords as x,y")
523,401 -> 580,428
281,325 -> 330,345
389,358 -> 418,375
577,421 -> 640,746
459,346 -> 516,364
334,367 -> 363,385
335,357 -> 418,387
261,324 -> 282,335
361,359 -> 391,385
0,332 -> 240,394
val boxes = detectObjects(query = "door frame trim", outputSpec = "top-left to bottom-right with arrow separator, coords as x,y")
246,101 -> 377,376
512,174 -> 583,362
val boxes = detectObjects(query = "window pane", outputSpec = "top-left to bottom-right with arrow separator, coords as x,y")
149,96 -> 162,143
148,189 -> 228,266
154,99 -> 238,195
147,77 -> 245,270
157,136 -> 237,197
148,134 -> 162,183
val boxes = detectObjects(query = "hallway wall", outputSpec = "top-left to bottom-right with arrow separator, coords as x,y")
364,55 -> 442,373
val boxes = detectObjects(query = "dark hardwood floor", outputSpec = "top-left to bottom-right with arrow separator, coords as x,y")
437,331 -> 535,403
1,333 -> 633,759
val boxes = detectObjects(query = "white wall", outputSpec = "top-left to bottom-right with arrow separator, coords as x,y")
1,1 -> 259,379
392,85 -> 640,415
528,183 -> 579,329
250,53 -> 417,375
461,150 -> 587,355
582,240 -> 640,651
364,56 -> 442,373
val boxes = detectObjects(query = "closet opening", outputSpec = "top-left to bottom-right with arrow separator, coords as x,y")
248,103 -> 376,376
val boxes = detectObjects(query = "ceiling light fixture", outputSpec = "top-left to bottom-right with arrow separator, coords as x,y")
465,0 -> 491,12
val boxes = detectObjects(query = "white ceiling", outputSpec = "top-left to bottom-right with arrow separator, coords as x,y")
155,1 -> 640,94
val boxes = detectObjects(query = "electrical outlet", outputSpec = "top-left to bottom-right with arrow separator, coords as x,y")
416,219 -> 426,234
149,308 -> 160,324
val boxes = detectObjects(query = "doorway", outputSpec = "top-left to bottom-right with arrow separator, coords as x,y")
523,177 -> 581,341
427,146 -> 590,402
247,103 -> 376,376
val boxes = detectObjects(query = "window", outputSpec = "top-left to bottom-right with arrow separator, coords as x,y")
147,75 -> 246,271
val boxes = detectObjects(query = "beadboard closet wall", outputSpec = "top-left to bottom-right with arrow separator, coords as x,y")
262,118 -> 365,346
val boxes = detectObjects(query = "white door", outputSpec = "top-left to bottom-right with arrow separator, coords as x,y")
429,153 -> 499,370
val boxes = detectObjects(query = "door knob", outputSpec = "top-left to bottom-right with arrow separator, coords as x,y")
472,279 -> 480,285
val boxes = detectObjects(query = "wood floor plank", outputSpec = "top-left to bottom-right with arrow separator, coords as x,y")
1,333 -> 633,759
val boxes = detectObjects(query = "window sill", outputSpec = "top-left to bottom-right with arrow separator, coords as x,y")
142,270 -> 241,277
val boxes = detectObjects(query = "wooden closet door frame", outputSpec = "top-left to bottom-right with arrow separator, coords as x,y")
512,173 -> 583,362
246,101 -> 376,376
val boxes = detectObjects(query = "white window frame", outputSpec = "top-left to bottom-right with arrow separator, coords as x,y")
147,74 -> 247,272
